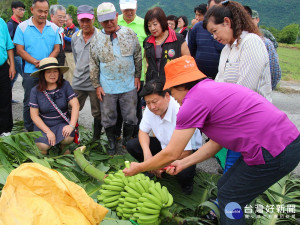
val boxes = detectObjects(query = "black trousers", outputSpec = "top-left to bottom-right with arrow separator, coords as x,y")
0,62 -> 13,134
126,137 -> 196,187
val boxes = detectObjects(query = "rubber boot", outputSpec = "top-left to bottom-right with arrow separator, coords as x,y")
122,123 -> 135,147
93,118 -> 102,140
105,126 -> 117,155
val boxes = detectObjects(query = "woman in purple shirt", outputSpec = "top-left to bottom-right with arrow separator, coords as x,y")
123,56 -> 300,225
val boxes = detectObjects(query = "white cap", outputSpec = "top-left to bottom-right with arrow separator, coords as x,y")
119,0 -> 137,10
97,2 -> 117,22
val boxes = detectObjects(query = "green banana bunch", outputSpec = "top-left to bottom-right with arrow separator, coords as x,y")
97,162 -> 174,224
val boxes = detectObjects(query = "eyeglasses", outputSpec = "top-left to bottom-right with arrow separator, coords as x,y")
17,8 -> 26,12
56,15 -> 66,20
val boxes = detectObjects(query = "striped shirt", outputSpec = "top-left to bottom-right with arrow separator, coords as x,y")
215,31 -> 272,102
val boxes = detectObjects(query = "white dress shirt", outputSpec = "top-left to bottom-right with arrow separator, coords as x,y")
215,31 -> 272,102
140,96 -> 202,150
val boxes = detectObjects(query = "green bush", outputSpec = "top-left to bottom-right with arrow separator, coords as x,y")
278,24 -> 299,44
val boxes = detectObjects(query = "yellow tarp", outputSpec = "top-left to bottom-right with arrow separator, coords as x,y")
0,163 -> 108,225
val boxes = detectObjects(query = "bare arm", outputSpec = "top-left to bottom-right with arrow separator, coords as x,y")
123,128 -> 196,176
181,41 -> 191,56
68,97 -> 80,127
138,130 -> 152,161
30,107 -> 56,146
48,44 -> 60,58
16,44 -> 39,67
7,49 -> 15,80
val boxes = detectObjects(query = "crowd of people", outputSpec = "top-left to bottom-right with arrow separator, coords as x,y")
0,0 -> 298,223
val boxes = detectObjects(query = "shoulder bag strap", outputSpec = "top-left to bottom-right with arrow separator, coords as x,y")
43,90 -> 70,124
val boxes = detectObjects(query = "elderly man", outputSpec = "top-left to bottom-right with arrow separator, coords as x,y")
117,0 -> 147,139
71,5 -> 102,141
188,0 -> 223,79
50,4 -> 66,66
90,2 -> 142,155
13,0 -> 60,132
0,18 -> 15,137
64,14 -> 79,83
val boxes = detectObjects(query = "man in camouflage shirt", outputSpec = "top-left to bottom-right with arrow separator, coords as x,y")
90,2 -> 142,155
252,10 -> 278,48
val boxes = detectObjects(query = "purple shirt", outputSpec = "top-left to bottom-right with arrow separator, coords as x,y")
176,79 -> 299,165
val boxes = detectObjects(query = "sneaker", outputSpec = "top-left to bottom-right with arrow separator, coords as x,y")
11,99 -> 19,104
0,132 -> 11,137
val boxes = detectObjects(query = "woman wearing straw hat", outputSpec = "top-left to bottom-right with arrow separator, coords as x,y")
29,57 -> 80,155
123,56 -> 300,224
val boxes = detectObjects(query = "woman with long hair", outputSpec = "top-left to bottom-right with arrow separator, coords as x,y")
29,57 -> 80,154
143,7 -> 190,84
203,0 -> 272,101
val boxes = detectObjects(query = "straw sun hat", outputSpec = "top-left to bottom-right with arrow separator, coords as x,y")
30,57 -> 69,78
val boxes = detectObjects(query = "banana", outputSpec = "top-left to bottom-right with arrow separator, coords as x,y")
140,207 -> 160,215
104,200 -> 119,208
137,202 -> 143,207
140,180 -> 150,192
103,177 -> 112,184
109,181 -> 125,188
165,193 -> 173,207
100,190 -> 120,196
117,212 -> 122,217
123,213 -> 131,219
161,186 -> 169,204
125,186 -> 141,199
135,181 -> 146,194
103,195 -> 121,203
139,196 -> 148,202
137,214 -> 159,224
122,208 -> 134,214
127,182 -> 141,194
102,184 -> 123,192
148,187 -> 162,202
122,176 -> 129,185
121,191 -> 130,198
119,198 -> 125,203
142,201 -> 162,210
97,194 -> 104,201
125,196 -> 139,204
154,183 -> 164,203
142,193 -> 162,207
124,201 -> 136,208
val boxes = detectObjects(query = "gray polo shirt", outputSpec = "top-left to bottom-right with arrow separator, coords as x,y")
71,27 -> 99,91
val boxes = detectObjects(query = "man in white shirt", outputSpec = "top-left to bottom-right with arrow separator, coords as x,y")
126,80 -> 202,195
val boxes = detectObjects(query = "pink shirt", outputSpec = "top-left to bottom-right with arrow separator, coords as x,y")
176,79 -> 299,165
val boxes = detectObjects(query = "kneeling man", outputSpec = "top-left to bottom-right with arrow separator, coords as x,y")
126,80 -> 202,195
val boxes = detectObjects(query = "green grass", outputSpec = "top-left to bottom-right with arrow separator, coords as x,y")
277,44 -> 300,81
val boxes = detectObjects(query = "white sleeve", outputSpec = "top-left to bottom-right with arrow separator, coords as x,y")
139,107 -> 152,134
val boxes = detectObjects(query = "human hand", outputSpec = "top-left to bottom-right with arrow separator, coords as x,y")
62,125 -> 74,137
150,169 -> 164,178
123,162 -> 142,176
96,87 -> 105,101
46,131 -> 56,146
134,78 -> 141,92
33,60 -> 40,68
9,66 -> 16,80
191,19 -> 198,26
165,160 -> 184,175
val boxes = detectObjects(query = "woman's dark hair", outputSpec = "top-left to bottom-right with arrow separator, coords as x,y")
144,7 -> 168,36
173,78 -> 207,91
11,1 -> 25,10
178,16 -> 188,27
194,4 -> 207,15
203,1 -> 261,40
37,69 -> 65,92
167,15 -> 178,29
243,5 -> 252,17
139,80 -> 169,97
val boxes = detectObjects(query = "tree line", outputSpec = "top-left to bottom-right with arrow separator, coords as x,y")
1,0 -> 299,44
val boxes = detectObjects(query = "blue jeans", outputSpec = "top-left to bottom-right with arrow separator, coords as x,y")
22,73 -> 38,131
11,56 -> 23,87
217,135 -> 300,225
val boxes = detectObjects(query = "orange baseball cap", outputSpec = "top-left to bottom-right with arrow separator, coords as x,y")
163,56 -> 207,90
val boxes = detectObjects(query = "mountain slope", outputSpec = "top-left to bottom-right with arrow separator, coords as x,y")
59,0 -> 300,30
